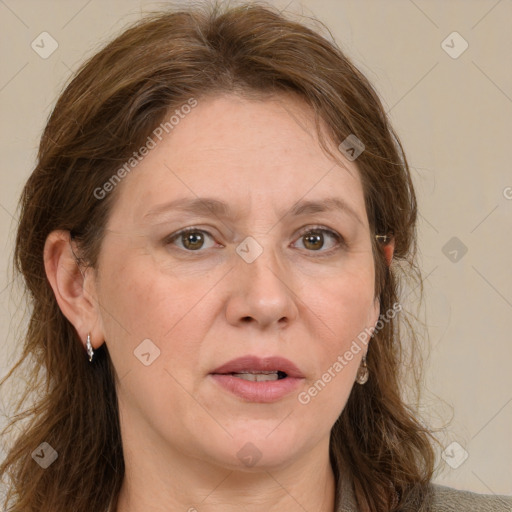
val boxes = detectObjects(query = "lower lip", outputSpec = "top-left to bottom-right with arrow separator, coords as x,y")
210,374 -> 303,403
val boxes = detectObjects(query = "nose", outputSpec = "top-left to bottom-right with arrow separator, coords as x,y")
224,244 -> 299,330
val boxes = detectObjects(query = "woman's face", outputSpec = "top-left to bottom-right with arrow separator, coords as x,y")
92,93 -> 380,471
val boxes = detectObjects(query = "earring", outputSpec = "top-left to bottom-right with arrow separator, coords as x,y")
356,355 -> 369,385
86,333 -> 94,362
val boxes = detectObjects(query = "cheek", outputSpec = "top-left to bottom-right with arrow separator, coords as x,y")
296,289 -> 375,427
299,260 -> 376,385
95,247 -> 210,379
96,253 -> 215,433
304,260 -> 376,340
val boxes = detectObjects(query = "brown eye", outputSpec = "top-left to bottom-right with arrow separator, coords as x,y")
293,227 -> 343,253
166,228 -> 216,251
181,231 -> 205,250
303,231 -> 324,250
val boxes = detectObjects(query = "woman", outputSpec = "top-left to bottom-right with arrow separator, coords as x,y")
1,2 -> 510,511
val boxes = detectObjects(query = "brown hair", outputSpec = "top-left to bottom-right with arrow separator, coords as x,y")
0,1 -> 435,511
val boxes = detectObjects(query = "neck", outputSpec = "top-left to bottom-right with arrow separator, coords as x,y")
115,437 -> 336,512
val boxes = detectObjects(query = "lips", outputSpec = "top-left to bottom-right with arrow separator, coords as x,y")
210,355 -> 305,403
211,355 -> 305,379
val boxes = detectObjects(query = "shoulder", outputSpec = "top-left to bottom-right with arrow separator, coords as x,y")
428,483 -> 512,511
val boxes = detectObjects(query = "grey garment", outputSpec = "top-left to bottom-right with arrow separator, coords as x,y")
337,475 -> 512,511
427,484 -> 512,512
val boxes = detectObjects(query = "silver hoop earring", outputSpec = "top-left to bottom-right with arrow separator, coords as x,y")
356,355 -> 369,385
86,333 -> 94,362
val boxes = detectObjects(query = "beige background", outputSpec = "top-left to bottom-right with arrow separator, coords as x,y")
1,0 -> 511,497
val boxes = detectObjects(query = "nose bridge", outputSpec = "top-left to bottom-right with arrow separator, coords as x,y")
228,234 -> 298,327
239,235 -> 290,299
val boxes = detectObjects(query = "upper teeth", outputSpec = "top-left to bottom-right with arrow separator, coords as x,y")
232,371 -> 279,382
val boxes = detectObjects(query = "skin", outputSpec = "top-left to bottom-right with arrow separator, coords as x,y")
44,93 -> 393,512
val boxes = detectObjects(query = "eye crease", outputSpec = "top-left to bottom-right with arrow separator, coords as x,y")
164,225 -> 345,254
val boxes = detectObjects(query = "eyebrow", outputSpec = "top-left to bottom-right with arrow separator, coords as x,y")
143,196 -> 363,224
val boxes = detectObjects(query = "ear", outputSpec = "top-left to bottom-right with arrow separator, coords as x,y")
43,230 -> 104,354
382,237 -> 395,266
368,236 -> 395,353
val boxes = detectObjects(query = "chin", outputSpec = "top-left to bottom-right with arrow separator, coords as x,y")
199,429 -> 309,472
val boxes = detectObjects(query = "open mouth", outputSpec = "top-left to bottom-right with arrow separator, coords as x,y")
229,370 -> 288,382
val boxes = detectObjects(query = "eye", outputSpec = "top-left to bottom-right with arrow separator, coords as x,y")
165,227 -> 217,251
164,226 -> 344,254
292,226 -> 344,253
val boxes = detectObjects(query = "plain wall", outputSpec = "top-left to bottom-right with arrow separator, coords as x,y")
1,0 -> 511,497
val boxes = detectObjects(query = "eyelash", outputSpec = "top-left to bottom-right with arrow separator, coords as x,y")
164,225 -> 345,256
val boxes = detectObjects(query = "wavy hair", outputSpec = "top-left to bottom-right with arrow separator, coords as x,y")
1,2 -> 435,511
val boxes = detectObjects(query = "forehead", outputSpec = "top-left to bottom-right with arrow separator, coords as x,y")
106,93 -> 368,228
